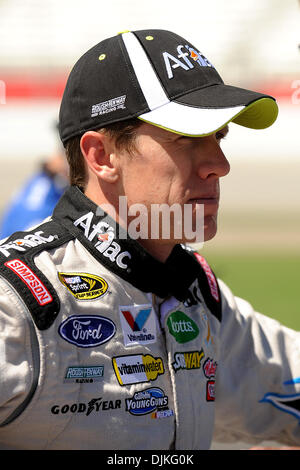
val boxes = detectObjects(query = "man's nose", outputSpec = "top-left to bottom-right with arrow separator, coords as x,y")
196,136 -> 230,180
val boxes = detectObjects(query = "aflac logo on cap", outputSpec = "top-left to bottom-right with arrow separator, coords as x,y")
163,44 -> 214,79
59,315 -> 116,348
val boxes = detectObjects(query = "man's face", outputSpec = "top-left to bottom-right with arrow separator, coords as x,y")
115,122 -> 230,251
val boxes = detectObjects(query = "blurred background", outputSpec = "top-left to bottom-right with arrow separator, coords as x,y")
0,0 -> 299,450
0,0 -> 299,330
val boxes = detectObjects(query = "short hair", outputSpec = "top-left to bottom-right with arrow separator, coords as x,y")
64,118 -> 143,190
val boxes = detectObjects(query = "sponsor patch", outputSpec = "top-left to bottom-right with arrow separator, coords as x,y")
119,304 -> 157,347
194,253 -> 219,302
166,310 -> 199,344
172,349 -> 204,372
162,44 -> 214,79
51,397 -> 121,415
203,358 -> 217,379
0,230 -> 59,257
260,392 -> 300,421
4,259 -> 53,306
91,95 -> 126,117
74,212 -> 131,270
125,387 -> 172,417
112,354 -> 164,386
58,272 -> 108,300
58,315 -> 116,348
206,380 -> 215,402
64,365 -> 104,383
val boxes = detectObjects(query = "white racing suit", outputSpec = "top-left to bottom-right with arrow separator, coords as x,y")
0,185 -> 299,450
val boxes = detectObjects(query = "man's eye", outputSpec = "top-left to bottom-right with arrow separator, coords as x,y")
216,131 -> 225,140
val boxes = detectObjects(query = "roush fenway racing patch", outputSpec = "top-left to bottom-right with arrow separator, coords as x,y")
4,259 -> 53,306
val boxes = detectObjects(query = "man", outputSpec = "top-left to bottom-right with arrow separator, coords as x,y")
0,29 -> 299,450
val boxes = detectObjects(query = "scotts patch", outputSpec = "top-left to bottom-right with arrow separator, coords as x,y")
166,311 -> 199,343
172,349 -> 204,372
163,44 -> 214,79
4,259 -> 53,306
58,272 -> 108,300
74,212 -> 131,270
125,387 -> 172,418
58,315 -> 116,348
0,231 -> 59,257
112,354 -> 164,386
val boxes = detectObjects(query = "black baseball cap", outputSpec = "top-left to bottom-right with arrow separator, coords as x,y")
59,29 -> 278,145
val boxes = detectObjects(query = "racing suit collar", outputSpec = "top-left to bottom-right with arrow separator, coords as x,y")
53,185 -> 201,301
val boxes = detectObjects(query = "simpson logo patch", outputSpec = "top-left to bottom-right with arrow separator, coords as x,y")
112,354 -> 164,386
58,272 -> 108,300
4,259 -> 53,306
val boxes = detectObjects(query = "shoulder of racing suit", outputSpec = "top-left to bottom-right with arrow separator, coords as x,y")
0,218 -> 74,330
0,185 -> 222,330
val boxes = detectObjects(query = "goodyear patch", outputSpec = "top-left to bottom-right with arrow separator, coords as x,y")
112,354 -> 164,386
172,349 -> 205,372
58,272 -> 108,300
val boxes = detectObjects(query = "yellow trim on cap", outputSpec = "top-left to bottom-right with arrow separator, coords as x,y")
137,97 -> 278,137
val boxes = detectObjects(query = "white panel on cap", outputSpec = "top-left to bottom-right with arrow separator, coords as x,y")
122,32 -> 169,110
139,102 -> 245,136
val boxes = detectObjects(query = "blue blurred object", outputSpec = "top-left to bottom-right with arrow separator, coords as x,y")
0,165 -> 68,239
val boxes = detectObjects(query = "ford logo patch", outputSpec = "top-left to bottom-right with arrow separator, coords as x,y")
58,315 -> 116,348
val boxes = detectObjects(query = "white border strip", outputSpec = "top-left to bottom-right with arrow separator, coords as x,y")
121,32 -> 169,110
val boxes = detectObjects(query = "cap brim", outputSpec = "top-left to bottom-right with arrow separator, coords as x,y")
138,84 -> 278,136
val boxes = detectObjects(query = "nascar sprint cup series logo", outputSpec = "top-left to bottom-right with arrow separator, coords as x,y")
58,272 -> 108,300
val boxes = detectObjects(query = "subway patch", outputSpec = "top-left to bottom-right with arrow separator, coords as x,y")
172,349 -> 204,372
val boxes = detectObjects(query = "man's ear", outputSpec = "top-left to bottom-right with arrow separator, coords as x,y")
80,131 -> 119,183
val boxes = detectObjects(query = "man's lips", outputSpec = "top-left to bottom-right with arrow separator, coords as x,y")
188,196 -> 219,205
